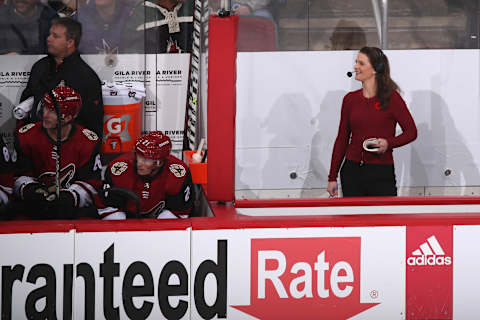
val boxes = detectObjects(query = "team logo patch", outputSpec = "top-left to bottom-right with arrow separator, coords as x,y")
142,200 -> 166,218
82,129 -> 99,141
39,163 -> 76,190
111,161 -> 128,176
19,123 -> 35,133
169,163 -> 186,178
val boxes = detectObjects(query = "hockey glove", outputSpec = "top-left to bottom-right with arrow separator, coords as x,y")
22,183 -> 50,203
101,185 -> 140,218
52,189 -> 78,219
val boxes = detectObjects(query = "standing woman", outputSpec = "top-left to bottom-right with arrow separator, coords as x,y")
327,47 -> 417,197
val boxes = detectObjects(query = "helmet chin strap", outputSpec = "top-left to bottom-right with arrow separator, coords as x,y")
151,159 -> 165,175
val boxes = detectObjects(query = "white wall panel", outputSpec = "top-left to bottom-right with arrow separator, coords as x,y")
236,50 -> 480,190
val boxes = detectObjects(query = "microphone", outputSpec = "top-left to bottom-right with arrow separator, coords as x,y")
347,71 -> 354,77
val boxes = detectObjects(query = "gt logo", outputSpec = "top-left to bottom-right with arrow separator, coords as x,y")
106,117 -> 121,134
104,115 -> 131,141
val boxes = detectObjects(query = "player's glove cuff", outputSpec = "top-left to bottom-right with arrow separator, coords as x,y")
59,189 -> 79,208
22,183 -> 49,202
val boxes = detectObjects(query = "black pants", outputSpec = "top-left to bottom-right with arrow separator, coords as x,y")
340,159 -> 397,197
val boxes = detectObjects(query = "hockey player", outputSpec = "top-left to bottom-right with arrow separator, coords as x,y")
97,131 -> 194,219
0,138 -> 15,217
13,83 -> 102,219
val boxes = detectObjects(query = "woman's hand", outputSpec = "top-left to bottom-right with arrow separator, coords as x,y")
327,181 -> 338,197
375,138 -> 388,154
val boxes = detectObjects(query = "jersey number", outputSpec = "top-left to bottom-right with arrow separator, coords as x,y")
2,146 -> 9,162
184,186 -> 190,202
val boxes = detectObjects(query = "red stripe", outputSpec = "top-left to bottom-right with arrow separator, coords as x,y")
0,220 -> 75,234
235,196 -> 480,208
0,219 -> 192,234
4,197 -> 480,232
74,219 -> 191,232
74,181 -> 96,202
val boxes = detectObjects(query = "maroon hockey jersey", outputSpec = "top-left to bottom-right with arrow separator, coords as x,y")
0,138 -> 14,206
97,152 -> 194,219
14,122 -> 102,207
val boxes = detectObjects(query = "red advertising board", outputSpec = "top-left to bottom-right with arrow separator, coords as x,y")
406,226 -> 453,319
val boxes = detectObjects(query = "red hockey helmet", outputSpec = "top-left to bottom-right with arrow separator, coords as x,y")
135,131 -> 172,160
41,82 -> 82,120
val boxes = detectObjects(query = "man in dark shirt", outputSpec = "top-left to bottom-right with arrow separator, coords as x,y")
76,0 -> 134,54
20,17 -> 104,138
0,0 -> 58,54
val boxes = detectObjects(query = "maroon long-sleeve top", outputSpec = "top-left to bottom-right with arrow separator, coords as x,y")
328,89 -> 417,182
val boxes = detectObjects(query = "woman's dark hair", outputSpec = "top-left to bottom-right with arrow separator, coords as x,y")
359,46 -> 399,109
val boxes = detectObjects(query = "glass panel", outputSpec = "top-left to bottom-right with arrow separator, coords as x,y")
232,0 -> 480,51
74,0 -> 193,54
75,0 -> 136,54
276,0 -> 308,51
387,0 -> 476,49
0,0 -> 59,55
308,0 -> 378,51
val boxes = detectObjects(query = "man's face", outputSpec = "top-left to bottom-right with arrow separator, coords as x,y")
42,107 -> 72,130
136,154 -> 164,177
42,108 -> 58,130
47,24 -> 73,58
13,0 -> 37,17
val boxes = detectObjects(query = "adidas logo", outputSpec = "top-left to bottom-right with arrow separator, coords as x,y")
407,235 -> 452,266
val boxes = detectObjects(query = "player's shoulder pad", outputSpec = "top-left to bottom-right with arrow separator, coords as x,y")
110,161 -> 129,176
167,157 -> 188,179
81,128 -> 99,141
168,163 -> 187,178
18,123 -> 36,134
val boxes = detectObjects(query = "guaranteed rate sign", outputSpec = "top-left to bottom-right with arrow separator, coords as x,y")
2,225 -> 407,319
232,237 -> 379,320
0,229 -> 194,319
2,243 -> 190,319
